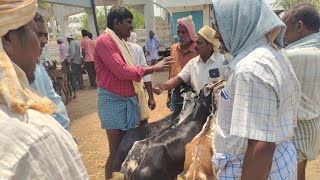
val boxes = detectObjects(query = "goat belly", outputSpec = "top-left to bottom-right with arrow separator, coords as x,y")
183,115 -> 217,180
184,136 -> 214,180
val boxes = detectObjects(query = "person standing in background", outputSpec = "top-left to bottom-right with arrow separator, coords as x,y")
81,29 -> 97,88
283,4 -> 320,180
167,15 -> 198,111
145,30 -> 159,66
127,32 -> 156,110
56,36 -> 68,65
67,33 -> 84,90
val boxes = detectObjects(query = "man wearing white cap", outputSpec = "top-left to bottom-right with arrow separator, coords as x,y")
56,36 -> 68,64
67,33 -> 84,90
153,25 -> 225,96
0,0 -> 88,178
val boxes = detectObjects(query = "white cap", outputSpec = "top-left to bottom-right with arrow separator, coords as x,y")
56,36 -> 64,42
66,33 -> 74,39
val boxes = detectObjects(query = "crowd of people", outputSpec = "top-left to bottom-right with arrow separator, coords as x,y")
0,0 -> 319,180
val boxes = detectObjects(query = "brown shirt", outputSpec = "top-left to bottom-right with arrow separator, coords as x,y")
169,42 -> 198,79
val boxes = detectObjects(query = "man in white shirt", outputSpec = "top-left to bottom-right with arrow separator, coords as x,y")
153,25 -> 225,96
127,32 -> 156,110
0,0 -> 88,178
283,4 -> 320,180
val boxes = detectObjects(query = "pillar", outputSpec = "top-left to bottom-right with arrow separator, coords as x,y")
144,1 -> 155,33
86,8 -> 98,39
50,17 -> 57,40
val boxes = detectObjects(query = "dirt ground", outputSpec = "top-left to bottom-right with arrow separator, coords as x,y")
68,71 -> 320,180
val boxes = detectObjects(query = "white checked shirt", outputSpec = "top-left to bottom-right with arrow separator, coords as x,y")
285,33 -> 320,121
214,37 -> 301,156
178,53 -> 226,95
127,42 -> 151,82
0,105 -> 88,179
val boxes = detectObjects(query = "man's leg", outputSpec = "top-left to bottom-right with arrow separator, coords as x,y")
105,129 -> 126,179
297,160 -> 307,180
92,62 -> 97,87
78,65 -> 84,89
87,62 -> 96,87
70,63 -> 79,89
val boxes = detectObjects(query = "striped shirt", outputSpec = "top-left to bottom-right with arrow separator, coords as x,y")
285,32 -> 320,121
214,37 -> 301,156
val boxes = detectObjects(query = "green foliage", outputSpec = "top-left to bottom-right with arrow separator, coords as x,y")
80,7 -> 145,33
38,2 -> 50,8
275,0 -> 320,11
126,6 -> 145,29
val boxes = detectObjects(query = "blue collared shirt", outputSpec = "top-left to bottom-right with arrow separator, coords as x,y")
30,63 -> 70,131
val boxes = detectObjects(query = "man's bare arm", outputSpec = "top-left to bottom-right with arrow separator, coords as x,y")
82,48 -> 85,59
241,139 -> 276,180
144,81 -> 156,110
153,76 -> 184,95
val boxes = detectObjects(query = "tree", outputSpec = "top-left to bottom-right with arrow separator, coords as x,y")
275,0 -> 320,11
80,7 -> 145,34
126,6 -> 145,30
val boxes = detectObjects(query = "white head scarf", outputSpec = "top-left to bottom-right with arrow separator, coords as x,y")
212,0 -> 286,57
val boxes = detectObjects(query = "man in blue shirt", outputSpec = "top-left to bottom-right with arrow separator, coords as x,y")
30,13 -> 71,131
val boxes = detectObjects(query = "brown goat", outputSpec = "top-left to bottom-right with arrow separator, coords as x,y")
183,115 -> 216,180
182,80 -> 225,180
48,69 -> 71,104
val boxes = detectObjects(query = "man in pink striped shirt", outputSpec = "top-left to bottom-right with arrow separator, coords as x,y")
94,6 -> 173,179
81,29 -> 96,88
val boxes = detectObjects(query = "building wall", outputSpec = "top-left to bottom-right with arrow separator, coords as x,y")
169,5 -> 210,26
168,5 -> 210,42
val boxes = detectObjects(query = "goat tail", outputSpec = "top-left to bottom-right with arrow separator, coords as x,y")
109,172 -> 124,180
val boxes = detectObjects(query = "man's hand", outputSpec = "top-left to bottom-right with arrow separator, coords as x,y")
241,139 -> 276,180
153,84 -> 166,95
148,98 -> 156,110
153,56 -> 174,72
